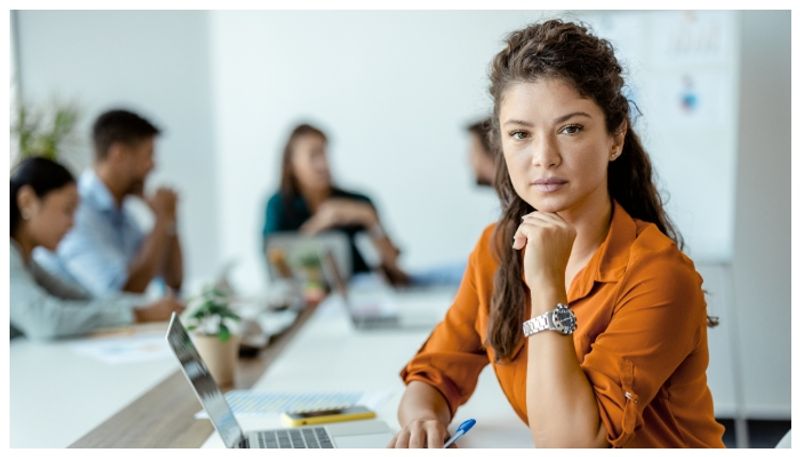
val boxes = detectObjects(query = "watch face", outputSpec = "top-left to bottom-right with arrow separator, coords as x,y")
552,306 -> 576,334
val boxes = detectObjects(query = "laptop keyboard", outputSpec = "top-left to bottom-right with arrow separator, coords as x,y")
251,427 -> 334,448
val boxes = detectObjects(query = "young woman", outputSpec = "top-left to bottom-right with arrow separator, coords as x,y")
391,20 -> 725,448
10,157 -> 184,340
262,123 -> 409,285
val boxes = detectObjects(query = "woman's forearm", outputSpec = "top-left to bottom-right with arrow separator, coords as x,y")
526,285 -> 608,447
372,233 -> 401,266
398,381 -> 452,427
361,208 -> 410,285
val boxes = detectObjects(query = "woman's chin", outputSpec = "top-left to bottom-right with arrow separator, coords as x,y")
525,195 -> 569,214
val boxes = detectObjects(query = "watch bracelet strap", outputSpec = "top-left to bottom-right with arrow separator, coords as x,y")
523,311 -> 553,336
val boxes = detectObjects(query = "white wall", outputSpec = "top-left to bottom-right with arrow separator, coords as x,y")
15,11 -> 220,284
209,11 -> 553,292
731,10 -> 791,418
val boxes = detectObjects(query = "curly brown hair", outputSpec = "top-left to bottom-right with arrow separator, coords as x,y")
486,19 -> 685,361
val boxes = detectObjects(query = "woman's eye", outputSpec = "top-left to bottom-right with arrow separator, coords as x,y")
560,124 -> 583,135
509,130 -> 528,140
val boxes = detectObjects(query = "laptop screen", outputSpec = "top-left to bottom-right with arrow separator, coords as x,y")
265,232 -> 352,281
166,313 -> 244,448
321,248 -> 349,298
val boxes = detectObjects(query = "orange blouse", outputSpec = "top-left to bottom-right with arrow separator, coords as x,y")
400,202 -> 725,447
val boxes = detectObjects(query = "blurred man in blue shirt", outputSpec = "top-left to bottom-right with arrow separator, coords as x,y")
35,109 -> 183,297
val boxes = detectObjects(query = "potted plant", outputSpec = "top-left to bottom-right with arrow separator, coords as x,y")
12,100 -> 81,161
186,285 -> 241,387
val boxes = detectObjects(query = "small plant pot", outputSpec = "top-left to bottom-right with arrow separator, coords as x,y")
191,333 -> 240,387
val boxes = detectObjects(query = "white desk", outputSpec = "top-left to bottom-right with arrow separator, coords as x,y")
11,265 -> 736,448
10,323 -> 177,448
202,288 -> 533,448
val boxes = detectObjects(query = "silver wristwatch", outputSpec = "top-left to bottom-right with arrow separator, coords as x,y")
522,303 -> 577,336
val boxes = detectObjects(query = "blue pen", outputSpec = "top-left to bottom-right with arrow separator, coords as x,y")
443,418 -> 477,448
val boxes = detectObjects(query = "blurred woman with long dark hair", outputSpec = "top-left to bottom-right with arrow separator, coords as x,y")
262,123 -> 409,285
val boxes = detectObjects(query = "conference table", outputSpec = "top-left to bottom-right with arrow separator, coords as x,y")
199,290 -> 532,448
11,322 -> 180,448
10,284 -> 532,448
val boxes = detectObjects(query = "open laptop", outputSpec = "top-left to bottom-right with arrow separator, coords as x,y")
319,249 -> 452,330
264,232 -> 352,282
165,313 -> 394,448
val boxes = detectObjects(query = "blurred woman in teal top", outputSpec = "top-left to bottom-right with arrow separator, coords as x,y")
262,123 -> 409,286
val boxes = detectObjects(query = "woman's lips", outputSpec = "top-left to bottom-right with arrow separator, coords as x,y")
531,178 -> 567,193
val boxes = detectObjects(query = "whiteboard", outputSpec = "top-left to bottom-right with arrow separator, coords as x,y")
580,11 -> 739,262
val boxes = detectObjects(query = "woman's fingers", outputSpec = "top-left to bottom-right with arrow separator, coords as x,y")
389,420 -> 446,448
408,421 -> 428,448
513,216 -> 549,250
426,422 -> 445,448
512,229 -> 527,250
523,211 -> 569,228
391,429 -> 411,448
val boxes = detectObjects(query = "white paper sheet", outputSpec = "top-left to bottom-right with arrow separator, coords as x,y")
194,388 -> 396,419
69,331 -> 172,365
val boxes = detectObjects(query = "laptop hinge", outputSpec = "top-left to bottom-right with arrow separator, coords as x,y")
237,435 -> 250,448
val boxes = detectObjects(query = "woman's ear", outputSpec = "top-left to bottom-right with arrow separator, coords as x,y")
609,120 -> 628,162
613,120 -> 628,152
16,185 -> 40,221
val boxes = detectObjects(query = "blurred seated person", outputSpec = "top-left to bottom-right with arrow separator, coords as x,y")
34,109 -> 183,297
10,157 -> 184,340
409,117 -> 497,287
262,123 -> 409,286
466,116 -> 497,187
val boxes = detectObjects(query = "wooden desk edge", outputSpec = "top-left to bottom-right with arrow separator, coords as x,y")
69,304 -> 319,448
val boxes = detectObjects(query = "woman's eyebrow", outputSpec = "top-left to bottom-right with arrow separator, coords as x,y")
503,111 -> 592,128
503,119 -> 534,127
554,111 -> 592,123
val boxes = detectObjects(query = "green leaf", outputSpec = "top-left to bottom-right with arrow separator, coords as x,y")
218,324 -> 230,342
13,100 -> 80,160
219,308 -> 240,320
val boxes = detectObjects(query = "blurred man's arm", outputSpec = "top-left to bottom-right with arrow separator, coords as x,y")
124,187 -> 179,293
123,220 -> 172,293
162,230 -> 183,292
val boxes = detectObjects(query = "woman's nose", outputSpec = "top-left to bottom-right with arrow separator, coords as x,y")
531,136 -> 560,168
